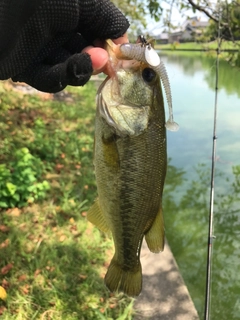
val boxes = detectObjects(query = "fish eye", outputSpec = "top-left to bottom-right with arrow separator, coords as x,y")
142,68 -> 156,83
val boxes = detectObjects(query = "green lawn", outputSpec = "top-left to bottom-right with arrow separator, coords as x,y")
155,40 -> 240,51
0,81 -> 133,319
154,40 -> 240,66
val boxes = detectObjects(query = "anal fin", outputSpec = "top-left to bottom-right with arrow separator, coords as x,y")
145,206 -> 165,253
87,198 -> 110,233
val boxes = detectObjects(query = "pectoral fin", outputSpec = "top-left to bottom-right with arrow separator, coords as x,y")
145,207 -> 165,253
87,199 -> 110,233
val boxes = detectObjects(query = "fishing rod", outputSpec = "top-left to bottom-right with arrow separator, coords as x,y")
204,1 -> 221,319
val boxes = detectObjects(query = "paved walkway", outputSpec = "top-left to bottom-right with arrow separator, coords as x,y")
133,241 -> 199,320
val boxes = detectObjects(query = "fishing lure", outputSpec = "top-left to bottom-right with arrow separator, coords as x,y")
137,34 -> 160,67
116,37 -> 179,132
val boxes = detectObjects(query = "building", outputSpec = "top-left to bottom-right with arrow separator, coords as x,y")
168,17 -> 209,43
149,17 -> 209,44
155,33 -> 169,44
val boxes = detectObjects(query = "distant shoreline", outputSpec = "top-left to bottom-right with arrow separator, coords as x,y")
154,40 -> 240,53
158,48 -> 238,52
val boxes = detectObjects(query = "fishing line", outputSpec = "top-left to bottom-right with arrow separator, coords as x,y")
204,1 -> 221,319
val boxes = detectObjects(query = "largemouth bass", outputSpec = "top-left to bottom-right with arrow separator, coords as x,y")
88,38 -> 178,297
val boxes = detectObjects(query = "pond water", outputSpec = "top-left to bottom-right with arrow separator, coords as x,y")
159,52 -> 240,320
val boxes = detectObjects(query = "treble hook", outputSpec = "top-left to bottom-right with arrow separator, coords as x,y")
137,35 -> 149,47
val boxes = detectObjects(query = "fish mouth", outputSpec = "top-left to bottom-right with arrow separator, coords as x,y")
104,39 -> 142,77
104,39 -> 179,132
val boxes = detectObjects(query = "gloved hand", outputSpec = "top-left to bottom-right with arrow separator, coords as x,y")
0,0 -> 129,93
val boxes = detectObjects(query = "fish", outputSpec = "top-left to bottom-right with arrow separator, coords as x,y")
87,37 -> 178,297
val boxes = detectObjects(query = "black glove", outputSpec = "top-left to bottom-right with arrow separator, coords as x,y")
0,0 -> 129,93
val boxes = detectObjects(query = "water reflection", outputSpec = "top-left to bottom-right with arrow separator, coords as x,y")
159,53 -> 240,320
161,53 -> 240,179
164,162 -> 240,320
162,53 -> 240,98
162,53 -> 208,76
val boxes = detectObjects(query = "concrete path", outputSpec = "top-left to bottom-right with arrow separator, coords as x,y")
133,241 -> 199,320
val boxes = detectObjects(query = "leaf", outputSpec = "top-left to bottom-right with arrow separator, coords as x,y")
18,274 -> 27,282
94,310 -> 106,320
2,279 -> 10,289
34,269 -> 41,277
1,263 -> 13,275
0,306 -> 6,315
20,284 -> 30,295
69,217 -> 75,224
6,182 -> 17,195
0,239 -> 10,249
7,208 -> 21,217
0,202 -> 8,208
59,235 -> 66,242
0,286 -> 7,300
0,225 -> 10,232
55,163 -> 64,171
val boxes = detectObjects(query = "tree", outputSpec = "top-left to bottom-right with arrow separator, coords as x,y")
112,0 -> 163,40
188,0 -> 240,41
115,0 -> 240,66
170,0 -> 240,66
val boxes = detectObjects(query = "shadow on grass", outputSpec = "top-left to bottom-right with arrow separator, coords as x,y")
0,209 -> 132,319
0,81 -> 134,319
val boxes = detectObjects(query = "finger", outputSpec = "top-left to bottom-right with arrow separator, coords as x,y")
13,52 -> 93,93
83,33 -> 129,77
82,46 -> 109,75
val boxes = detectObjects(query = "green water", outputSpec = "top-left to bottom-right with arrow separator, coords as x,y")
161,53 -> 240,319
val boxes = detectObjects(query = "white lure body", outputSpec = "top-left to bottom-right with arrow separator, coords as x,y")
145,45 -> 161,67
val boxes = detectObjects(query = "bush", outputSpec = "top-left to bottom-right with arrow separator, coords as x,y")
0,147 -> 49,208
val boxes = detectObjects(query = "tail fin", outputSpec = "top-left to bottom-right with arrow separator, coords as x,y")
104,256 -> 142,297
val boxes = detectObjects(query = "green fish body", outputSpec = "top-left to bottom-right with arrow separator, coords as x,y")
88,40 -> 167,296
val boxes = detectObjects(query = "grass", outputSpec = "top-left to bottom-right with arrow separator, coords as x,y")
0,80 -> 133,319
155,39 -> 240,51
